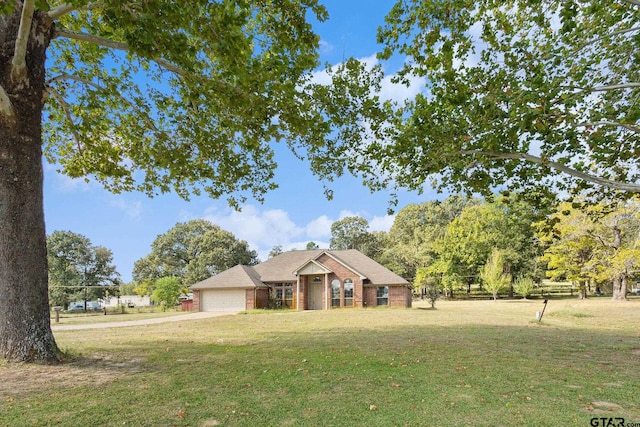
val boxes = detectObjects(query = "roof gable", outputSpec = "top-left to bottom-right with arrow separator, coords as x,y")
296,259 -> 333,275
325,250 -> 409,286
253,250 -> 324,282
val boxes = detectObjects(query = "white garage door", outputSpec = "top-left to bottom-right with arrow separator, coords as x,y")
201,289 -> 246,312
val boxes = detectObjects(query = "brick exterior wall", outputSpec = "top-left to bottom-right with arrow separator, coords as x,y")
363,286 -> 377,307
362,285 -> 412,308
389,285 -> 412,308
193,289 -> 201,312
317,253 -> 364,308
245,289 -> 254,310
298,277 -> 307,310
244,288 -> 269,309
256,288 -> 269,309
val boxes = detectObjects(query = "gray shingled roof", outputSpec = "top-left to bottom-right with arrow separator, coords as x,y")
326,250 -> 409,286
190,264 -> 265,289
190,250 -> 409,289
254,249 -> 409,285
253,249 -> 324,282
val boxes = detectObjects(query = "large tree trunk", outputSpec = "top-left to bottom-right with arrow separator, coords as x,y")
612,274 -> 628,301
610,226 -> 628,301
0,10 -> 59,362
577,280 -> 587,300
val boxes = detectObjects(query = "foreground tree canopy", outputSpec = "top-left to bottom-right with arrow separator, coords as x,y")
342,0 -> 640,201
0,0 -> 367,362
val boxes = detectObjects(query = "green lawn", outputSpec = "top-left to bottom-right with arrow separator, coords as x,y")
2,299 -> 639,426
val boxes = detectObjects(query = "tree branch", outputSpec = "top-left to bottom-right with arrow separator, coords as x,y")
0,83 -> 16,121
575,26 -> 640,54
459,150 -> 640,193
620,0 -> 640,7
47,88 -> 85,161
584,83 -> 640,92
572,121 -> 640,134
54,28 -> 186,76
11,0 -> 35,83
48,2 -> 104,20
48,73 -> 161,132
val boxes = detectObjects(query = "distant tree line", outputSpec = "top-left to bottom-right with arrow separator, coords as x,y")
324,195 -> 640,301
48,196 -> 640,308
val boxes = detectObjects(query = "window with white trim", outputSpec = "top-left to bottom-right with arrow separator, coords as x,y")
376,286 -> 388,306
331,279 -> 341,307
344,279 -> 354,307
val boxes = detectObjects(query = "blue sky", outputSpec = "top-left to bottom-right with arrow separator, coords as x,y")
43,0 -> 444,283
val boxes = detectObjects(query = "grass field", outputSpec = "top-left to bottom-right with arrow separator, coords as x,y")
2,298 -> 639,426
50,307 -> 190,325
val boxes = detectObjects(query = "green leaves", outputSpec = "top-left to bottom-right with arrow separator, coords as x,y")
479,249 -> 512,300
132,219 -> 258,285
537,199 -> 640,298
46,230 -> 120,306
359,0 -> 640,200
151,276 -> 184,308
43,0 -> 331,206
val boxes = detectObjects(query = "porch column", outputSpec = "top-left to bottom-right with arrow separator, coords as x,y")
296,275 -> 301,311
324,273 -> 329,310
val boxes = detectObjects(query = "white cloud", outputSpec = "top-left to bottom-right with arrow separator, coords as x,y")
338,209 -> 359,219
319,39 -> 334,55
109,198 -> 143,221
379,72 -> 426,104
199,205 -> 397,262
203,205 -> 337,261
203,205 -> 303,249
305,215 -> 333,239
369,214 -> 395,232
44,163 -> 94,193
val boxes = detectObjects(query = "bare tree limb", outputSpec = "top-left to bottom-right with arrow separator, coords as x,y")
48,2 -> 105,20
572,121 -> 640,134
584,83 -> 640,92
54,28 -> 186,76
11,0 -> 35,83
575,26 -> 640,54
459,150 -> 640,193
0,83 -> 16,121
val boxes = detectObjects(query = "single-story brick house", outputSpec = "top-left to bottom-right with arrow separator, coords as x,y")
190,249 -> 412,311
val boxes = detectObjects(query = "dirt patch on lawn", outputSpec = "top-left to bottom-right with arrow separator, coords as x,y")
0,355 -> 144,400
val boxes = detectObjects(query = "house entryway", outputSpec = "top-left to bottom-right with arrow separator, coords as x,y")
308,282 -> 323,310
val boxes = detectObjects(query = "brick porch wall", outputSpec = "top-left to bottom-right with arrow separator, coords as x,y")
298,278 -> 307,310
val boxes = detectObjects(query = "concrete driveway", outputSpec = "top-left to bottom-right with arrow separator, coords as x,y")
51,311 -> 237,331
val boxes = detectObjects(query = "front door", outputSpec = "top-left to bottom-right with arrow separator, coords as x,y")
308,282 -> 323,310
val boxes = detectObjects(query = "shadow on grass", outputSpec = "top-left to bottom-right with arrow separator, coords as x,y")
6,308 -> 640,426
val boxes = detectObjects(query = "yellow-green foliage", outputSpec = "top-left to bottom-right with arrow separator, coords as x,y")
480,249 -> 511,300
